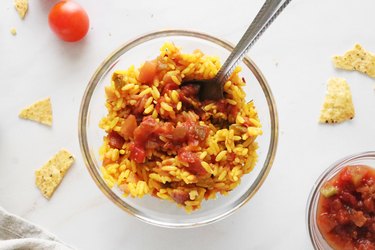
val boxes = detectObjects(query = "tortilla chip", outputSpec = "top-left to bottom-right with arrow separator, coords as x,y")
19,97 -> 52,126
14,0 -> 28,19
319,78 -> 355,124
35,149 -> 75,199
333,44 -> 375,77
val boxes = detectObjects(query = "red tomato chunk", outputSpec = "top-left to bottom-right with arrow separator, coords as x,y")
317,165 -> 375,250
171,189 -> 189,205
172,126 -> 188,142
162,81 -> 179,95
178,149 -> 207,176
129,143 -> 146,164
119,114 -> 137,139
138,61 -> 157,84
107,131 -> 125,149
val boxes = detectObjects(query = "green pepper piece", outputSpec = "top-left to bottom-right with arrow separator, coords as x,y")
320,185 -> 338,198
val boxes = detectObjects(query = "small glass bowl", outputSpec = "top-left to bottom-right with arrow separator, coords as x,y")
78,30 -> 278,228
306,151 -> 375,249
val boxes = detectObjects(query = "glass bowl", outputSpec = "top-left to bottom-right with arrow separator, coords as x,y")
78,30 -> 278,228
307,151 -> 375,249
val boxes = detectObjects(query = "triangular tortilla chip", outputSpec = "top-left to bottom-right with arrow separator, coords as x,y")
35,149 -> 75,199
19,97 -> 52,126
333,44 -> 375,77
319,78 -> 355,124
14,0 -> 28,19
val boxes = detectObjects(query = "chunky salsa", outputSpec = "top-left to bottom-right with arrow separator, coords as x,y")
317,165 -> 375,250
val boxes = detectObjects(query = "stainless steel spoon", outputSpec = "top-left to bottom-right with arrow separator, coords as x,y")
185,0 -> 292,100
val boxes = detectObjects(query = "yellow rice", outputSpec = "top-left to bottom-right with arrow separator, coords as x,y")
99,42 -> 262,212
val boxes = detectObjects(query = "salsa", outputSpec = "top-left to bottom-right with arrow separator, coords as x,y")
317,165 -> 375,250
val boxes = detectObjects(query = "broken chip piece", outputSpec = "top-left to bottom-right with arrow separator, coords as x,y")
19,97 -> 52,126
333,44 -> 375,77
14,0 -> 28,19
319,78 -> 355,124
35,149 -> 75,199
10,28 -> 17,36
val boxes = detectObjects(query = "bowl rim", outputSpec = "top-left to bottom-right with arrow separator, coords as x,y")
306,151 -> 375,249
78,29 -> 279,228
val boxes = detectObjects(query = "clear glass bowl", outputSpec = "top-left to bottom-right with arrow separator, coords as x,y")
307,151 -> 375,249
78,30 -> 278,228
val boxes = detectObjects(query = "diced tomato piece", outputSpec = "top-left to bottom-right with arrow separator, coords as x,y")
358,240 -> 375,250
178,150 -> 196,163
119,114 -> 137,139
340,191 -> 358,206
133,116 -> 157,146
178,149 -> 207,176
215,99 -> 238,118
141,116 -> 158,129
230,106 -> 240,117
350,167 -> 368,186
318,213 -> 338,232
190,125 -> 208,142
216,99 -> 227,113
153,122 -> 174,137
179,84 -> 200,108
107,131 -> 125,149
227,152 -> 236,162
129,143 -> 146,163
364,197 -> 375,212
340,168 -> 354,183
174,122 -> 209,146
189,161 -> 208,176
172,126 -> 188,142
138,60 -> 157,84
171,189 -> 189,205
350,210 -> 367,227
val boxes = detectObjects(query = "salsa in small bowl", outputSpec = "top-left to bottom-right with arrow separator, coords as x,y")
307,152 -> 375,250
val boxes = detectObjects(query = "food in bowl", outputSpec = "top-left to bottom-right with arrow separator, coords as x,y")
317,165 -> 375,249
99,42 -> 262,212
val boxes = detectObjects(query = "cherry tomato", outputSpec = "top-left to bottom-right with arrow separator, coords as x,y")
48,1 -> 89,42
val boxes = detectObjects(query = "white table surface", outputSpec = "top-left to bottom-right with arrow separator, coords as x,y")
1,0 -> 375,249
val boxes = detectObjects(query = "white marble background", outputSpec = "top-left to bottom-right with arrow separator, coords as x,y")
1,0 -> 375,249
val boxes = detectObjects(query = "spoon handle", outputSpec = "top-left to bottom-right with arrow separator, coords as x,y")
215,0 -> 292,85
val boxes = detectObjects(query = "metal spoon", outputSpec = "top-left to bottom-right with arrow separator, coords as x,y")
185,0 -> 292,100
